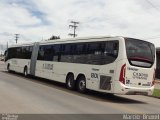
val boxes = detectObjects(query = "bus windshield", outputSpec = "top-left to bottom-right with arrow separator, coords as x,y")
125,38 -> 155,68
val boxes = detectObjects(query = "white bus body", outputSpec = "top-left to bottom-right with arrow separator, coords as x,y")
5,36 -> 156,95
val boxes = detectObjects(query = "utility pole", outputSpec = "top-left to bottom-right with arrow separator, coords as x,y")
0,44 -> 2,56
69,21 -> 79,38
15,34 -> 20,44
7,42 -> 8,49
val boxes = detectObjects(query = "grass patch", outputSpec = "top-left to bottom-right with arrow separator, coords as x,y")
152,89 -> 160,98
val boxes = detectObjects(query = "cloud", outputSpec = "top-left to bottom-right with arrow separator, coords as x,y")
0,0 -> 160,53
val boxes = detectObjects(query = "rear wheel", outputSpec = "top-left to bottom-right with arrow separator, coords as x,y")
24,67 -> 28,77
77,76 -> 86,93
66,74 -> 75,90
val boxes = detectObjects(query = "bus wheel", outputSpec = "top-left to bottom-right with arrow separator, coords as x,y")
77,76 -> 86,93
24,67 -> 28,77
66,74 -> 75,90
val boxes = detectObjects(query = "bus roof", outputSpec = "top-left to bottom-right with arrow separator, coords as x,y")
9,36 -> 123,48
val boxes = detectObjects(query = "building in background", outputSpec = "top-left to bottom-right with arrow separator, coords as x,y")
0,54 -> 4,61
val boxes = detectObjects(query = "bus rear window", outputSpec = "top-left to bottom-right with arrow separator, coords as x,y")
125,38 -> 155,68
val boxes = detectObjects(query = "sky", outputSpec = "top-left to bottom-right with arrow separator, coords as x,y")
0,0 -> 160,53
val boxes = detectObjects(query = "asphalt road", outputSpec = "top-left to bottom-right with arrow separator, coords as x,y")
0,61 -> 160,114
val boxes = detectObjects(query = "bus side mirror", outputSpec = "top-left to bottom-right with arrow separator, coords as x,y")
4,50 -> 8,62
4,50 -> 6,56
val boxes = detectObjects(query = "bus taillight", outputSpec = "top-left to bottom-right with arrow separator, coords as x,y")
119,64 -> 126,84
152,69 -> 156,86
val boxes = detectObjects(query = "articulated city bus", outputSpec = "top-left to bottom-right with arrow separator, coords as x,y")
4,36 -> 156,95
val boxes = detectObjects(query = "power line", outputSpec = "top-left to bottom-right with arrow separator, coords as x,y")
145,0 -> 160,11
69,21 -> 79,38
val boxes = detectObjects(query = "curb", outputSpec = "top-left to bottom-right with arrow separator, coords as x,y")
150,95 -> 160,99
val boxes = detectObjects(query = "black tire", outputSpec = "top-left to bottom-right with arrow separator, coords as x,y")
24,67 -> 28,77
66,74 -> 75,90
77,76 -> 86,93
